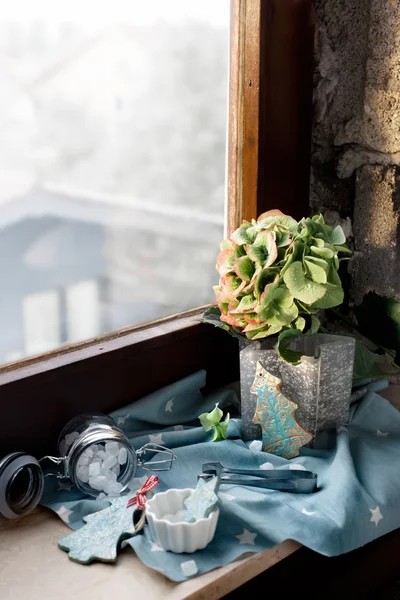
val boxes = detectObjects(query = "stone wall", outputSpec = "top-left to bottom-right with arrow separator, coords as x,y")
311,0 -> 400,303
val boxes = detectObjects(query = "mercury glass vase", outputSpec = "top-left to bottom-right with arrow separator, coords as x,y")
240,334 -> 356,445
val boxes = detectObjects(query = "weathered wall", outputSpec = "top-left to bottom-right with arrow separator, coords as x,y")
311,0 -> 400,302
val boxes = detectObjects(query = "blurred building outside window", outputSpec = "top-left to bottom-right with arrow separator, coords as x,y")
0,0 -> 230,364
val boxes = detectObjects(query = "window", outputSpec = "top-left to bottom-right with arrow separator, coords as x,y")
0,0 -> 230,364
66,280 -> 101,343
20,279 -> 103,356
23,289 -> 61,356
0,0 -> 315,458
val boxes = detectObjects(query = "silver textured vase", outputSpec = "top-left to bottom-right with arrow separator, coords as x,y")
240,334 -> 356,445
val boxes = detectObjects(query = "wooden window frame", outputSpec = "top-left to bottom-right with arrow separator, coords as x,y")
0,0 -> 315,457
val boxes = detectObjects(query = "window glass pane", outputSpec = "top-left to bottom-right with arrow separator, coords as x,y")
66,279 -> 101,343
23,289 -> 61,356
0,0 -> 229,363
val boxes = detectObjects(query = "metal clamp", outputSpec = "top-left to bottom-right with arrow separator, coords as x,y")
39,455 -> 68,479
136,444 -> 176,472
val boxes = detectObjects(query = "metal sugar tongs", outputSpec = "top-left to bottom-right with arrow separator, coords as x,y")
199,461 -> 317,494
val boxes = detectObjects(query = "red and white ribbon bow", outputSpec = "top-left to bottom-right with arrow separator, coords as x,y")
126,475 -> 159,509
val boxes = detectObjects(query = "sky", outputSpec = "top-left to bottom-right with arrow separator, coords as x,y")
0,0 -> 230,28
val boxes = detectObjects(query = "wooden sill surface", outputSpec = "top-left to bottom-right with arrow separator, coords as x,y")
0,508 -> 299,600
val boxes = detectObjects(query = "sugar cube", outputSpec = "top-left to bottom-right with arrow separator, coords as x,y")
118,447 -> 127,465
105,441 -> 119,456
89,462 -> 101,477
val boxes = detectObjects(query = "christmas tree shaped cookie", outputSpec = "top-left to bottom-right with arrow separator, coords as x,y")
252,362 -> 312,458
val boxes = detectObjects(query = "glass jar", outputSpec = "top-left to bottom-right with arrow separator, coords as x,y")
0,452 -> 44,519
45,413 -> 175,497
0,413 -> 176,518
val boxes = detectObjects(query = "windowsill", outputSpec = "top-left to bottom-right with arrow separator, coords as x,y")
0,508 -> 300,600
2,387 -> 400,598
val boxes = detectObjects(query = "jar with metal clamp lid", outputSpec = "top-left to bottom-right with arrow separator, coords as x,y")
43,413 -> 176,497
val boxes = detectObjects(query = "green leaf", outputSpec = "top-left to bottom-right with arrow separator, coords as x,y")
207,404 -> 224,424
295,300 -> 319,315
294,316 -> 306,331
333,254 -> 340,270
198,403 -> 223,431
216,249 -> 235,276
296,219 -> 314,240
232,294 -> 257,313
198,413 -> 214,432
280,240 -> 305,278
355,292 -> 400,365
274,230 -> 291,247
257,210 -> 298,234
283,261 -> 326,304
273,286 -> 296,310
221,273 -> 246,296
304,255 -> 329,272
254,268 -> 279,298
257,209 -> 285,221
258,213 -> 298,235
304,256 -> 328,284
201,307 -> 246,340
199,404 -> 230,441
243,312 -> 262,325
259,280 -> 280,307
231,223 -> 257,245
233,256 -> 256,282
310,282 -> 344,310
309,314 -> 320,334
246,231 -> 278,268
329,225 -> 346,245
234,244 -> 247,258
335,245 -> 352,255
260,303 -> 298,328
243,321 -> 269,333
213,413 -> 230,441
220,238 -> 234,251
248,323 -> 282,339
310,246 -> 335,259
274,329 -> 304,365
352,342 -> 400,386
311,237 -> 325,248
256,284 -> 298,326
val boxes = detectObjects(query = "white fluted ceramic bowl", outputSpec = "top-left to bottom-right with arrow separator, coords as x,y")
146,488 -> 219,553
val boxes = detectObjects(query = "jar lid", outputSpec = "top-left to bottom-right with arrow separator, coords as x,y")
0,452 -> 44,519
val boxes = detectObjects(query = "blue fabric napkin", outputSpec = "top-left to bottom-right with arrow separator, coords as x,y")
41,371 -> 400,582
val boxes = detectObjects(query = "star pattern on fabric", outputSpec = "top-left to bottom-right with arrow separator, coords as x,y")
57,480 -> 74,492
260,462 -> 274,470
56,506 -> 73,523
289,464 -> 306,471
369,506 -> 383,526
236,529 -> 257,545
301,508 -> 316,516
165,398 -> 174,412
117,415 -> 129,425
149,540 -> 164,552
375,430 -> 389,437
148,433 -> 165,445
